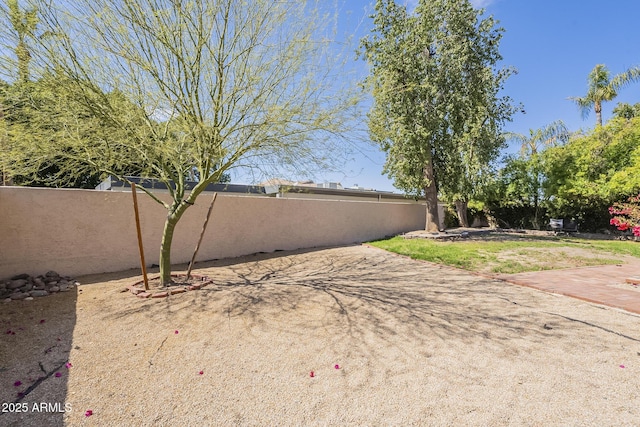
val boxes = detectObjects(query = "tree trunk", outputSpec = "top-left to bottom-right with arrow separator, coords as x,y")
159,215 -> 177,286
595,101 -> 602,127
159,203 -> 189,285
455,199 -> 469,227
423,158 -> 440,232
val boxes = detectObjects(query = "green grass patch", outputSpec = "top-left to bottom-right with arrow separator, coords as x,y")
367,234 -> 634,274
564,238 -> 640,258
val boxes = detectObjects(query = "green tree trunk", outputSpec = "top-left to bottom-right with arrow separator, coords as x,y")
159,202 -> 189,285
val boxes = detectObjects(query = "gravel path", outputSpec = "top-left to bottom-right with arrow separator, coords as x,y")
1,245 -> 640,426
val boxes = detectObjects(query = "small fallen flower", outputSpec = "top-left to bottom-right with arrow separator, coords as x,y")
334,364 -> 340,370
310,371 -> 315,378
65,362 -> 73,369
199,370 -> 204,375
55,372 -> 62,378
14,380 -> 22,387
174,330 -> 179,334
85,410 -> 93,417
39,319 -> 45,324
620,365 -> 626,368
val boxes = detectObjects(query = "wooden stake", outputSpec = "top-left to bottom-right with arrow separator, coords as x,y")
131,182 -> 149,290
187,192 -> 217,278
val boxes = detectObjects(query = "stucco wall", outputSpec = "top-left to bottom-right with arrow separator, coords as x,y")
0,187 -> 426,279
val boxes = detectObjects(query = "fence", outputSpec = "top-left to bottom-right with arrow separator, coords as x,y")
0,187 -> 426,279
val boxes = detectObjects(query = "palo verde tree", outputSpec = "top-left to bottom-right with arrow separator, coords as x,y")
359,0 -> 516,231
570,64 -> 640,127
4,0 -> 360,285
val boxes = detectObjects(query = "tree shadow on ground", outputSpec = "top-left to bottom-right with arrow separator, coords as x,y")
105,244 -> 584,356
0,290 -> 77,427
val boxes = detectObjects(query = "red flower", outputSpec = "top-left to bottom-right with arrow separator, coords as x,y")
55,372 -> 62,378
334,364 -> 340,370
13,380 -> 21,387
39,319 -> 45,324
309,371 -> 315,378
633,226 -> 640,237
199,370 -> 204,375
610,218 -> 620,226
174,330 -> 179,334
65,362 -> 72,369
85,410 -> 93,417
618,223 -> 630,231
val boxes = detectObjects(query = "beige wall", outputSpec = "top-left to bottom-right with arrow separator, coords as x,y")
0,187 -> 426,279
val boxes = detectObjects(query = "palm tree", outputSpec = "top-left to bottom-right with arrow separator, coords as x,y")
6,0 -> 39,84
570,64 -> 640,127
503,121 -> 570,229
504,120 -> 570,158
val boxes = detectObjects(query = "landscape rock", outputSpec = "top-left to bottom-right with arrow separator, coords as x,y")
0,272 -> 76,301
30,290 -> 49,297
8,279 -> 27,290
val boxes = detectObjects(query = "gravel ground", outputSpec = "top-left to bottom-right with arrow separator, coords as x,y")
1,244 -> 640,426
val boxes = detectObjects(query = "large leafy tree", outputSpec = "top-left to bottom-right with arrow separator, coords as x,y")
2,0 -> 360,285
498,121 -> 570,228
1,75 -> 147,188
482,155 -> 548,229
612,102 -> 640,121
543,115 -> 640,230
360,0 -> 515,231
570,64 -> 640,127
1,0 -> 39,185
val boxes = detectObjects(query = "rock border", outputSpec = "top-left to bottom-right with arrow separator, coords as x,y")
2,271 -> 79,302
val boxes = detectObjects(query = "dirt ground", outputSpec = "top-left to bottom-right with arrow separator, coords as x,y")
1,244 -> 640,426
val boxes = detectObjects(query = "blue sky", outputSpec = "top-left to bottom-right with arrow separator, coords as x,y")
299,0 -> 640,192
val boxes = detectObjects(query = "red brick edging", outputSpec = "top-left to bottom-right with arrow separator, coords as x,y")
125,274 -> 213,298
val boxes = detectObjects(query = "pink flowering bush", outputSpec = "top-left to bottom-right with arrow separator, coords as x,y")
609,193 -> 640,238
